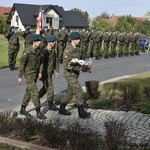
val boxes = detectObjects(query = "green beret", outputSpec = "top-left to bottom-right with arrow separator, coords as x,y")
44,26 -> 48,28
70,32 -> 80,40
46,35 -> 56,42
31,34 -> 41,42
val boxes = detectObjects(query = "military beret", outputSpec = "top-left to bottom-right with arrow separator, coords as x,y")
46,34 -> 56,42
44,26 -> 48,28
70,32 -> 80,40
31,34 -> 41,42
10,26 -> 15,29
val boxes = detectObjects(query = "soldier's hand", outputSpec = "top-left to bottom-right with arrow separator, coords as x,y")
18,78 -> 23,85
55,72 -> 59,77
38,73 -> 42,80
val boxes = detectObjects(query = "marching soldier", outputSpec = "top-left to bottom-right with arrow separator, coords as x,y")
118,32 -> 125,57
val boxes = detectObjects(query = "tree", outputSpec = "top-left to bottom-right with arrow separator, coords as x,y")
0,15 -> 9,34
115,15 -> 137,32
69,8 -> 89,22
99,12 -> 110,19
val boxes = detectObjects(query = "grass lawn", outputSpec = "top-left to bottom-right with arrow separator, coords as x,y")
0,34 -> 24,69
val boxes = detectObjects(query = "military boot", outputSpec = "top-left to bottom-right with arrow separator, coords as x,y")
19,105 -> 31,116
58,103 -> 71,115
77,105 -> 91,118
36,107 -> 47,119
48,101 -> 58,111
9,64 -> 14,71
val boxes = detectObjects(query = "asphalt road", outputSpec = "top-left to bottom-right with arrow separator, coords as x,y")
0,53 -> 150,110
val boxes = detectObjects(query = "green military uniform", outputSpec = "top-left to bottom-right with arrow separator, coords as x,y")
135,33 -> 141,55
39,35 -> 59,110
93,29 -> 102,59
22,26 -> 32,49
102,30 -> 110,58
57,26 -> 68,63
118,32 -> 124,57
110,30 -> 118,57
130,32 -> 137,56
124,33 -> 130,56
88,29 -> 95,57
18,34 -> 46,119
5,26 -> 20,70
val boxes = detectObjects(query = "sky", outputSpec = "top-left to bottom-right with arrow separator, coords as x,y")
0,0 -> 150,18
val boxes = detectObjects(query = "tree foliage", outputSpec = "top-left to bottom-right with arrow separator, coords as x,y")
115,15 -> 137,32
0,15 -> 9,34
69,8 -> 89,22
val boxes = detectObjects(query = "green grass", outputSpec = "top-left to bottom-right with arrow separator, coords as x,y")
0,34 -> 24,69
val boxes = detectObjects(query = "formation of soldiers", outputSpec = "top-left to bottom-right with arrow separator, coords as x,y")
37,26 -> 147,62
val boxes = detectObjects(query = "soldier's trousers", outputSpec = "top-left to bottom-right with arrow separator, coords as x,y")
103,42 -> 110,56
110,43 -> 117,55
21,78 -> 40,109
9,48 -> 19,66
94,42 -> 102,57
61,76 -> 84,105
39,76 -> 54,101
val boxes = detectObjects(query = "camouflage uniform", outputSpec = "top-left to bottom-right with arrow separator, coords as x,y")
130,33 -> 137,55
110,31 -> 118,57
124,33 -> 130,56
102,30 -> 110,58
39,48 -> 59,105
18,47 -> 43,109
88,29 -> 95,57
118,32 -> 124,57
135,33 -> 141,55
61,43 -> 84,105
93,29 -> 102,59
22,28 -> 32,49
5,26 -> 20,70
57,27 -> 68,63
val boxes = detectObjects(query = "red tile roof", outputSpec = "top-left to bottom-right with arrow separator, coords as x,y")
0,6 -> 11,16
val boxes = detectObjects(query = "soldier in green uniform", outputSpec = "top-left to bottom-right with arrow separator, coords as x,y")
118,32 -> 125,57
124,32 -> 130,56
22,26 -> 32,49
57,26 -> 68,63
5,26 -> 20,71
130,32 -> 137,56
135,32 -> 141,55
93,28 -> 103,60
39,34 -> 59,111
102,30 -> 110,59
39,29 -> 47,51
110,30 -> 118,57
88,29 -> 95,57
58,32 -> 91,118
18,34 -> 46,120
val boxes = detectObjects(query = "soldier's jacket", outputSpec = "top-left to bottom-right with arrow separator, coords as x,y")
130,34 -> 137,42
118,33 -> 124,42
40,37 -> 47,50
57,30 -> 68,42
40,48 -> 59,78
63,43 -> 81,77
18,46 -> 43,79
102,32 -> 110,42
124,34 -> 130,44
81,31 -> 90,43
110,33 -> 118,43
5,31 -> 20,49
22,31 -> 32,46
94,32 -> 102,43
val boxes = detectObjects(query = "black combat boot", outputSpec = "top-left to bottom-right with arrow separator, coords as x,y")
36,107 -> 47,119
48,101 -> 58,111
9,64 -> 14,71
77,105 -> 91,118
19,105 -> 31,116
58,103 -> 71,115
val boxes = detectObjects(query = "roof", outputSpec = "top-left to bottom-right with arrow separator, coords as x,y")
7,3 -> 88,28
0,6 -> 11,16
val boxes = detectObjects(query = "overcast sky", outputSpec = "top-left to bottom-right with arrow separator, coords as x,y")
1,0 -> 150,18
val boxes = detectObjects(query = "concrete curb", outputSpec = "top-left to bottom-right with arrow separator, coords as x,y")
0,136 -> 58,150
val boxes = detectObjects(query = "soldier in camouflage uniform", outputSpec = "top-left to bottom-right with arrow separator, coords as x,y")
118,32 -> 124,57
22,26 -> 33,49
58,32 -> 91,118
124,32 -> 130,56
5,26 -> 20,71
102,30 -> 110,59
18,34 -> 46,120
88,29 -> 95,57
110,30 -> 118,57
135,32 -> 141,55
39,35 -> 59,111
39,29 -> 47,51
93,28 -> 103,60
57,26 -> 68,63
130,32 -> 137,56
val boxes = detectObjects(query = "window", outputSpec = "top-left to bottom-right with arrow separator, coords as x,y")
16,15 -> 19,26
46,17 -> 53,27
